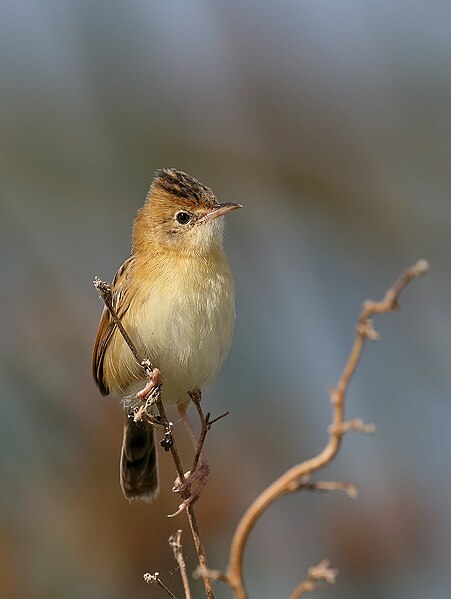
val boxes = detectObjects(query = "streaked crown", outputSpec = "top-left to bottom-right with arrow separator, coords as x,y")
152,168 -> 217,208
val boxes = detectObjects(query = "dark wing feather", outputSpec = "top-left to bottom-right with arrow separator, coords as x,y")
92,256 -> 135,395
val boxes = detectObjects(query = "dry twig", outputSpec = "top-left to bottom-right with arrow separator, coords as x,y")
189,390 -> 229,476
291,478 -> 359,499
94,277 -> 216,599
169,530 -> 191,599
223,259 -> 429,599
93,277 -> 152,369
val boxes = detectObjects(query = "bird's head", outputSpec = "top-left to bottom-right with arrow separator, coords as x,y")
133,168 -> 241,256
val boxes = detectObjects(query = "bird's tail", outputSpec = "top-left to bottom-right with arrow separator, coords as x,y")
120,411 -> 159,501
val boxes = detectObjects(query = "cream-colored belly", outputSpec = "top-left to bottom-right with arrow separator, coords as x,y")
124,258 -> 235,405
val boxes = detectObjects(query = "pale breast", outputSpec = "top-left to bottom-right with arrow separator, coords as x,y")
122,253 -> 235,405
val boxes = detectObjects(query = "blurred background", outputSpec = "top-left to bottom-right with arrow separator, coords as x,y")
1,1 -> 450,598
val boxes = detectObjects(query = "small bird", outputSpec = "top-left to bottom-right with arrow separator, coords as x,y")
92,168 -> 241,503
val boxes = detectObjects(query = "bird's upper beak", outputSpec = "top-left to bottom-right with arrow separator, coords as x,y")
200,202 -> 242,223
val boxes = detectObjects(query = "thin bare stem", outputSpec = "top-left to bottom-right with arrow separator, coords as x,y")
94,277 -> 152,369
143,572 -> 179,599
190,398 -> 211,475
155,395 -> 187,486
184,494 -> 215,592
94,277 -> 216,599
151,400 -> 215,597
290,479 -> 359,499
187,391 -> 229,475
209,412 -> 230,426
169,530 -> 191,599
225,260 -> 429,599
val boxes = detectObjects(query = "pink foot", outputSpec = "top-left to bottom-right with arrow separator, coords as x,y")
169,462 -> 210,517
133,368 -> 161,401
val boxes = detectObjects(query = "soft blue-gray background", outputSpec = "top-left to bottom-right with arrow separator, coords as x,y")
1,2 -> 450,598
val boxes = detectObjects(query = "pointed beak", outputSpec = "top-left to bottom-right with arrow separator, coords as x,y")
200,202 -> 242,222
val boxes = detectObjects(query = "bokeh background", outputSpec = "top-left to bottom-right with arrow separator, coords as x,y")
1,1 -> 450,598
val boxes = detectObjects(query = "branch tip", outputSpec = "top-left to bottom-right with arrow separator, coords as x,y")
308,559 -> 338,585
413,259 -> 429,275
289,560 -> 338,599
169,530 -> 191,599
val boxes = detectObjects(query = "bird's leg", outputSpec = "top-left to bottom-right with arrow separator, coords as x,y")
172,397 -> 210,512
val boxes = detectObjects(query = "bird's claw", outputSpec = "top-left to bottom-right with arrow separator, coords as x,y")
127,368 -> 161,403
172,462 -> 210,493
168,463 -> 210,516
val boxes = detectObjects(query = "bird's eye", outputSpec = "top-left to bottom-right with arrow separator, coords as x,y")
175,212 -> 191,225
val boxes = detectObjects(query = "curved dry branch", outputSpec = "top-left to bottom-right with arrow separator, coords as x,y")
225,260 -> 429,599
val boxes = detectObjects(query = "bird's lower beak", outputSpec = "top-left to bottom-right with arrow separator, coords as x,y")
202,202 -> 242,222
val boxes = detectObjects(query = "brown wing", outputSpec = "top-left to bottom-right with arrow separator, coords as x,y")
92,256 -> 135,395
